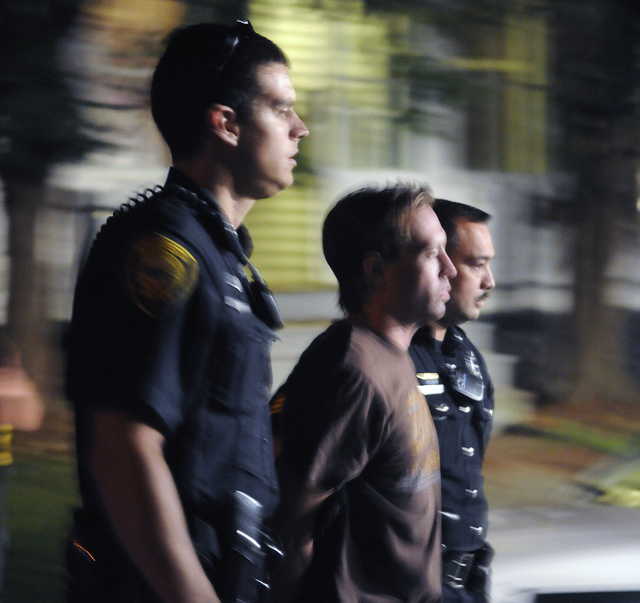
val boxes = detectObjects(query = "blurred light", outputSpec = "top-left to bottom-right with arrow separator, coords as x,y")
446,57 -> 529,73
84,0 -> 184,32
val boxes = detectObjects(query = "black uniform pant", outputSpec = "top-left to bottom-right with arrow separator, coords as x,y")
443,583 -> 488,603
442,546 -> 492,603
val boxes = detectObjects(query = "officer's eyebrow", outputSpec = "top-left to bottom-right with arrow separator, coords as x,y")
465,253 -> 494,264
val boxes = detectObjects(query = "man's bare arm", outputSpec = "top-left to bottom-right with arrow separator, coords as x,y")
91,410 -> 220,603
0,367 -> 44,431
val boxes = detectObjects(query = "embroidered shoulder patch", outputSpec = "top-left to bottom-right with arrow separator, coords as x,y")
126,233 -> 198,317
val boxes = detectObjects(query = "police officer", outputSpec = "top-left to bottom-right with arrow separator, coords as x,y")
409,199 -> 496,603
0,333 -> 43,598
66,21 -> 308,603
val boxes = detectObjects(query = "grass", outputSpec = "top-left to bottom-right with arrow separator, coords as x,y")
5,452 -> 77,602
617,468 -> 640,490
517,416 -> 640,456
548,419 -> 640,455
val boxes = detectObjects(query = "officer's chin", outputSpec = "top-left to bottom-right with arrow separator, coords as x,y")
465,307 -> 481,322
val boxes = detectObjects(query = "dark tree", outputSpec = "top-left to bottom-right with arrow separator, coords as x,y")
0,0 -> 99,388
549,0 -> 640,404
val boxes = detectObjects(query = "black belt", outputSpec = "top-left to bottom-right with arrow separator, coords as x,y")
446,547 -> 493,588
443,551 -> 477,590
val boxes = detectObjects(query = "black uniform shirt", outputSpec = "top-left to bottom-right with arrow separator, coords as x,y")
66,168 -> 279,577
409,326 -> 494,553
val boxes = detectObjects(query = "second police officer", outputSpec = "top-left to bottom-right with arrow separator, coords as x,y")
410,199 -> 497,603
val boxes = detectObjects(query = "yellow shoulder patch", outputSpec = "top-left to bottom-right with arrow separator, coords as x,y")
126,233 -> 198,317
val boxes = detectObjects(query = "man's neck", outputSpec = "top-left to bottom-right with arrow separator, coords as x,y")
355,307 -> 417,351
173,158 -> 255,228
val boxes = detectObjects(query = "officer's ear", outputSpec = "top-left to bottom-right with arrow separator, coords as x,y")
207,104 -> 240,147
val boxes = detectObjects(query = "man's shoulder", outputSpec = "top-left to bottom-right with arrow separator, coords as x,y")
91,186 -> 200,247
277,321 -> 378,409
144,186 -> 207,240
345,325 -> 415,407
287,320 -> 355,379
347,325 -> 410,372
122,185 -> 232,268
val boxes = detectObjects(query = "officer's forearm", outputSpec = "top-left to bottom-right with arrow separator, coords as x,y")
91,410 -> 220,603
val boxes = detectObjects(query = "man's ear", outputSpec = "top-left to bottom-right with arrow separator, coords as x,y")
363,252 -> 385,285
207,103 -> 240,146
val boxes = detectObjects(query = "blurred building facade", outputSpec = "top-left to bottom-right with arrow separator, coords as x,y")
1,0 -> 639,401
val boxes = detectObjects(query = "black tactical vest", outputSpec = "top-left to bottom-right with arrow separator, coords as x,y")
66,171 -> 279,576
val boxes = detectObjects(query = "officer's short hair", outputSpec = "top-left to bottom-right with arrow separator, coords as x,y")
433,199 -> 491,252
323,184 -> 434,315
151,21 -> 288,160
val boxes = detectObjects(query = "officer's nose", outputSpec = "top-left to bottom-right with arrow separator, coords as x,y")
483,266 -> 495,290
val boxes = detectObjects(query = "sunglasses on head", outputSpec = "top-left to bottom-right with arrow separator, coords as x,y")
217,19 -> 256,76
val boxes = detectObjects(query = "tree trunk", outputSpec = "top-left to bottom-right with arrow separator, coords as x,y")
554,0 -> 640,405
3,177 -> 57,396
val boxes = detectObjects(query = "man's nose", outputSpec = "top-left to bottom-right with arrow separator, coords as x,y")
292,112 -> 309,140
441,250 -> 457,280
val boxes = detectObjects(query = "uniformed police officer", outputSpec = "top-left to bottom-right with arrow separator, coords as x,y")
66,21 -> 308,603
409,200 -> 496,603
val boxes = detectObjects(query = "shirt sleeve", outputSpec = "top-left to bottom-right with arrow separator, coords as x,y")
280,366 -> 387,494
69,219 -> 215,437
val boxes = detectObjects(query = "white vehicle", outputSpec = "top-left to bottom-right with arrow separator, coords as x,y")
490,506 -> 640,603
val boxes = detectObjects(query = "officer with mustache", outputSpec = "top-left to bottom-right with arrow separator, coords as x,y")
409,199 -> 496,603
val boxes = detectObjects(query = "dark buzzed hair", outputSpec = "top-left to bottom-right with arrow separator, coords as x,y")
323,184 -> 433,315
433,199 -> 491,251
151,21 -> 288,160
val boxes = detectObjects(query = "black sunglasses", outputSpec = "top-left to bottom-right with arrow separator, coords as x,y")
217,19 -> 256,76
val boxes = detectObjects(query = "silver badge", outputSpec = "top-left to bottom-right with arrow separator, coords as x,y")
464,351 -> 482,378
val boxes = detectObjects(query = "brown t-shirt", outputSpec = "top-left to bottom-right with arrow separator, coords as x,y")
276,320 -> 442,602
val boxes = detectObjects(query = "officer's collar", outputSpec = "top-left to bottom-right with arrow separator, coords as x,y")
165,167 -> 219,211
165,167 -> 254,259
442,325 -> 466,356
412,325 -> 443,349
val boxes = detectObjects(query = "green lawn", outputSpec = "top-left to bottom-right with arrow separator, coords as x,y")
6,453 -> 77,602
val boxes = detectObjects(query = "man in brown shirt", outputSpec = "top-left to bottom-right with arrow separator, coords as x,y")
273,184 -> 457,602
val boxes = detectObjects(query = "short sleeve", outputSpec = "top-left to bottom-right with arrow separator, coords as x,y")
67,214 -> 214,437
125,232 -> 199,318
281,367 -> 387,494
